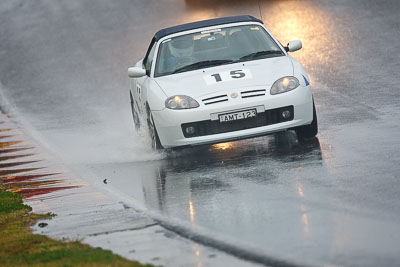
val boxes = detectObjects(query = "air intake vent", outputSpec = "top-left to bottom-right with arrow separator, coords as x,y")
181,106 -> 294,138
202,94 -> 228,105
241,89 -> 266,99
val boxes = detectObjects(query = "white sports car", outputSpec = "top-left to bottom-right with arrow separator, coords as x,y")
128,15 -> 317,150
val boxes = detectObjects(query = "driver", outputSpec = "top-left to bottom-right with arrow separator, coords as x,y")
165,35 -> 195,72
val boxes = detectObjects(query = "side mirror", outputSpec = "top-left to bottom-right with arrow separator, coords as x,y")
128,66 -> 146,78
286,40 -> 302,52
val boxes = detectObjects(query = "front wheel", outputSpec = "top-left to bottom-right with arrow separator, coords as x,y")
130,92 -> 140,131
295,100 -> 318,141
148,113 -> 164,151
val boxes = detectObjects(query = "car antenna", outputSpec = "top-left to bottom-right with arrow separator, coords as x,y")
257,0 -> 264,22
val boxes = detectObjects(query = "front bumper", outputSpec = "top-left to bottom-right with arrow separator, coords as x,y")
152,85 -> 313,148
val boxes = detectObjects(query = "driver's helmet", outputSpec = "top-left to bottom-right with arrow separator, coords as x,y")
169,35 -> 194,58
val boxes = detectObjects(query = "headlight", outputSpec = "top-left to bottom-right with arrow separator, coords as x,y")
165,95 -> 199,109
270,76 -> 300,95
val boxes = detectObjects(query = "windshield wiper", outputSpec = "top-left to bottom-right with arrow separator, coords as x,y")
172,59 -> 233,74
236,50 -> 284,61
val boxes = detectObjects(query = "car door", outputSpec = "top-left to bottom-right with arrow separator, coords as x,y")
135,42 -> 156,120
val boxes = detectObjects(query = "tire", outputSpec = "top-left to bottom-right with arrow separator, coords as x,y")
130,92 -> 140,131
274,130 -> 297,148
295,99 -> 318,141
151,128 -> 163,151
147,112 -> 164,151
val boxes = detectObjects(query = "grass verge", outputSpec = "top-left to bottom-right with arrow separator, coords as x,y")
0,182 -> 151,266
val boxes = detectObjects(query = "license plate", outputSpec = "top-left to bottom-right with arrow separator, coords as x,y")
219,109 -> 257,122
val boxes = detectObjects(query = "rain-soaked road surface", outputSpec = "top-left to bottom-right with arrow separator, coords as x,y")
1,0 -> 400,266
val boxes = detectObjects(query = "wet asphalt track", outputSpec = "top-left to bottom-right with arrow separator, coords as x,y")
1,0 -> 400,266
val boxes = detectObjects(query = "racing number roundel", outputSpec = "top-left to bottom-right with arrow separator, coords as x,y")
204,69 -> 252,85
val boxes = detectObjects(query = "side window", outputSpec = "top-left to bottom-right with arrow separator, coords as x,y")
144,43 -> 156,75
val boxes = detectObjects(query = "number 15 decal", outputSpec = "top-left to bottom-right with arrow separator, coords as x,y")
204,69 -> 252,85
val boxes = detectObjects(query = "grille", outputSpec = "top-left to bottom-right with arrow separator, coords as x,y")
202,94 -> 228,105
241,89 -> 266,98
182,106 -> 294,138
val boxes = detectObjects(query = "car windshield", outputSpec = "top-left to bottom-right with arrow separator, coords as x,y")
154,25 -> 284,77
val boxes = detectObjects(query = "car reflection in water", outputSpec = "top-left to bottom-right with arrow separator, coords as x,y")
142,132 -> 322,219
86,130 -> 324,260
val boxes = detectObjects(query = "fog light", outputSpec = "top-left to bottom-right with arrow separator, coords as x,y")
282,110 -> 291,119
185,126 -> 195,135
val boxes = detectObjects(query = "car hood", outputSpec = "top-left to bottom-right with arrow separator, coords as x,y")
155,56 -> 294,99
